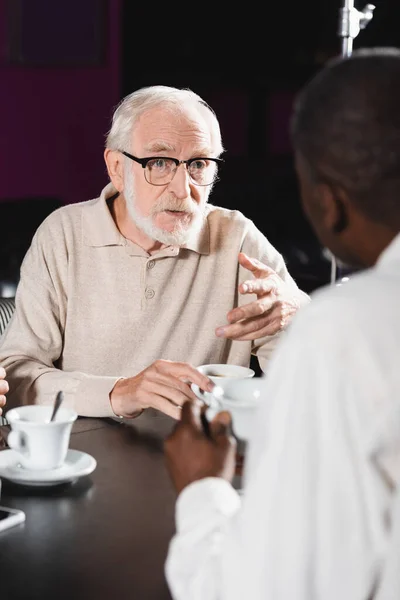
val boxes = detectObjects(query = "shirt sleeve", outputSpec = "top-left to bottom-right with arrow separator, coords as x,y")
165,478 -> 241,600
165,300 -> 389,600
0,220 -> 119,417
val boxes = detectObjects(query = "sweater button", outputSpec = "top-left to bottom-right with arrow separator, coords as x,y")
145,287 -> 155,299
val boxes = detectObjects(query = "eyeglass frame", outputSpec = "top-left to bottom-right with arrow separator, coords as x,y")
121,151 -> 224,186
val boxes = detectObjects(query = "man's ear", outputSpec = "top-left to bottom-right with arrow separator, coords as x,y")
104,149 -> 124,192
318,182 -> 349,234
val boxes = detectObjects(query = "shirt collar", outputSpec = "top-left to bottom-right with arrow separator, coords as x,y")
83,183 -> 125,247
82,182 -> 210,255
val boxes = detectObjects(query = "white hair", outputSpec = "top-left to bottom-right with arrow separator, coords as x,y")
105,85 -> 224,156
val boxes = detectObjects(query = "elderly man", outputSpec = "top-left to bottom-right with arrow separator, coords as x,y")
0,85 -> 307,419
164,48 -> 400,599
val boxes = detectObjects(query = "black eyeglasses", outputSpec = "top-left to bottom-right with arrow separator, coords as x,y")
121,151 -> 223,186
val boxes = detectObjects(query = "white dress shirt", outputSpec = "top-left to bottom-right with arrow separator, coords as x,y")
165,233 -> 400,600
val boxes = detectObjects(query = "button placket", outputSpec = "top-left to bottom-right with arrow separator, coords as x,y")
143,259 -> 156,302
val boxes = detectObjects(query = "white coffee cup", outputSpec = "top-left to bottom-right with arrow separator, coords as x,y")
196,363 -> 254,388
192,364 -> 261,441
207,378 -> 263,442
193,363 -> 255,406
6,405 -> 78,470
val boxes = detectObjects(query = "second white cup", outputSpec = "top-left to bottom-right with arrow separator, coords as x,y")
6,405 -> 78,470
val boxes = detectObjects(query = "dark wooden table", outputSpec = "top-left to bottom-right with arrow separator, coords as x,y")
0,410 -> 180,600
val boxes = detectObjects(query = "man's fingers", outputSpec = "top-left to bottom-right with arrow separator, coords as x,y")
239,277 -> 279,296
227,298 -> 275,325
157,398 -> 184,421
209,410 -> 233,438
220,312 -> 287,341
180,398 -> 202,428
149,386 -> 195,420
0,367 -> 6,379
183,371 -> 214,394
155,360 -> 214,393
0,379 -> 9,395
148,380 -> 195,408
238,252 -> 276,278
218,300 -> 296,340
137,370 -> 204,409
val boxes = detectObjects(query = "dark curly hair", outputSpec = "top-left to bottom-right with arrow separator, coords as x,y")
291,47 -> 400,227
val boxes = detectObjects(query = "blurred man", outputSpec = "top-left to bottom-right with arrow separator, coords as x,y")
0,367 -> 8,416
165,48 -> 400,599
0,86 -> 307,419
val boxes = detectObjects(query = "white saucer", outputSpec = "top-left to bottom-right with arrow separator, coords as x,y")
0,449 -> 97,487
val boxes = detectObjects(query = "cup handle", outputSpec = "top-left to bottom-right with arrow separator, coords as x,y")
202,392 -> 221,410
7,431 -> 30,456
204,394 -> 223,423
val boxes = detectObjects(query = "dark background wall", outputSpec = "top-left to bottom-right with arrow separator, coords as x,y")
1,0 -> 400,296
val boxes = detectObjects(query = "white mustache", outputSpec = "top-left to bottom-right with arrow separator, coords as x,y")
151,198 -> 197,215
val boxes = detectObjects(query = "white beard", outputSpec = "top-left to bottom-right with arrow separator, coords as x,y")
123,164 -> 208,246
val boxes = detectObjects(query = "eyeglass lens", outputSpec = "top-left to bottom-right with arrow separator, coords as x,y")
145,158 -> 217,186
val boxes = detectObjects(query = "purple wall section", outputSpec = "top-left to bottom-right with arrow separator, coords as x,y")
0,0 -> 122,205
269,90 -> 295,155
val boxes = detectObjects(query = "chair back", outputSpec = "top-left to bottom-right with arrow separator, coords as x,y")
0,297 -> 15,336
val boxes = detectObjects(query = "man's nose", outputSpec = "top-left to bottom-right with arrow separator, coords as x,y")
167,163 -> 191,199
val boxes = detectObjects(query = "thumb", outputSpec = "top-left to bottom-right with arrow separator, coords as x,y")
209,410 -> 233,439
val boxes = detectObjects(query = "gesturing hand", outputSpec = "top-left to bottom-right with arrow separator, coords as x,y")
216,252 -> 302,341
164,399 -> 237,495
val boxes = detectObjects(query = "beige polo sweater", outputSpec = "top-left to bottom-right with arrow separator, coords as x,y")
0,183 -> 309,417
